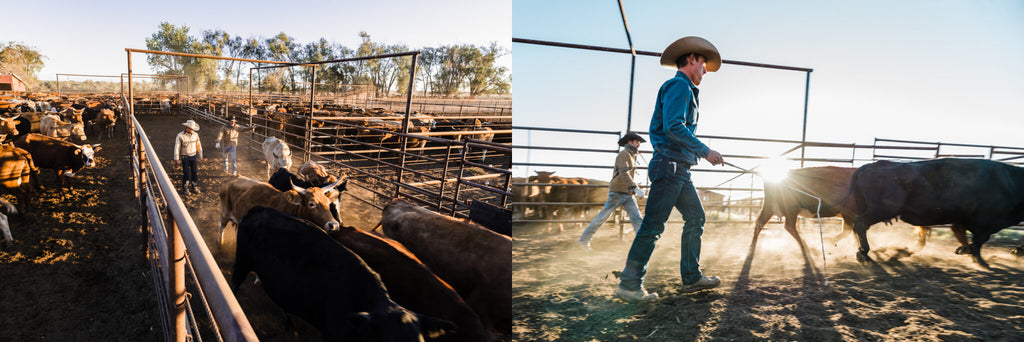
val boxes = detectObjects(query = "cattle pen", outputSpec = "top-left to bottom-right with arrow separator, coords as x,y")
116,47 -> 512,341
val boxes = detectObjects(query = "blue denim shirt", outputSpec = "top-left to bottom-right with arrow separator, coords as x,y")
648,71 -> 710,165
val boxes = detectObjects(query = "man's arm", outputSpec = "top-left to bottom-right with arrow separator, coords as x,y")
172,134 -> 181,162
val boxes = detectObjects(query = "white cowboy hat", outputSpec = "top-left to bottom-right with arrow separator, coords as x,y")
660,36 -> 722,72
182,119 -> 200,131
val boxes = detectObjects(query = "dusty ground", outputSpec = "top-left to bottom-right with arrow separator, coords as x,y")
514,218 -> 1024,341
0,122 -> 159,340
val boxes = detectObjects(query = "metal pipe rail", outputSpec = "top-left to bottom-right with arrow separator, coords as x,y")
125,92 -> 258,339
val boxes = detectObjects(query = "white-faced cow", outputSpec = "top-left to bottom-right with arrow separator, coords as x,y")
754,166 -> 931,256
381,200 -> 512,338
262,136 -> 292,178
218,175 -> 343,245
14,133 -> 100,199
329,225 -> 491,341
232,206 -> 455,341
843,158 -> 1024,268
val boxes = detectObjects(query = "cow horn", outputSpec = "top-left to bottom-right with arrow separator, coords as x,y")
322,177 -> 345,194
289,179 -> 306,194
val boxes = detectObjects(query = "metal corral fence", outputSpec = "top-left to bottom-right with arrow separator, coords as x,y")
512,126 -> 1024,233
125,47 -> 512,342
124,93 -> 257,342
178,93 -> 512,216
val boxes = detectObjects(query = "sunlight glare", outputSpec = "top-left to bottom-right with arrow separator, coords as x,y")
759,157 -> 791,183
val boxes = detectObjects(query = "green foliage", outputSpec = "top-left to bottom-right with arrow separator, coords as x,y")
0,41 -> 47,87
142,24 -> 509,97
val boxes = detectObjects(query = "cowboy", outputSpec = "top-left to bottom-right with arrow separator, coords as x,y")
616,36 -> 727,302
577,132 -> 647,249
173,119 -> 204,194
215,117 -> 251,176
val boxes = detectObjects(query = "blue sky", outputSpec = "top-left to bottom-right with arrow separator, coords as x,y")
2,0 -> 510,79
513,0 -> 1024,190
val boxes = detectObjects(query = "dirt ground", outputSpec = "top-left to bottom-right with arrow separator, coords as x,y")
0,121 -> 159,340
513,218 -> 1024,341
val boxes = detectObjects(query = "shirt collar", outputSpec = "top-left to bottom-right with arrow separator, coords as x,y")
675,71 -> 696,88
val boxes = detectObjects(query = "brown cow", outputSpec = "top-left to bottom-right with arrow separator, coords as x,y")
753,166 -> 930,255
218,175 -> 343,245
0,116 -> 20,139
530,171 -> 590,233
328,226 -> 491,342
381,200 -> 511,338
0,143 -> 36,212
92,108 -> 117,141
14,133 -> 100,199
296,160 -> 336,185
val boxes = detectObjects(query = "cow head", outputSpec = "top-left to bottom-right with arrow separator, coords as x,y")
287,177 -> 345,231
0,116 -> 19,136
75,144 -> 101,169
70,123 -> 87,142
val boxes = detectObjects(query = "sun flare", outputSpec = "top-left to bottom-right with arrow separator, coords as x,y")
759,157 -> 792,183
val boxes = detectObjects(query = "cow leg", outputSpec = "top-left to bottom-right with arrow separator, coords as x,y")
852,218 -> 874,263
782,214 -> 808,252
968,232 -> 992,269
830,215 -> 856,246
910,226 -> 931,253
229,253 -> 251,292
0,212 -> 11,247
751,205 -> 774,240
951,224 -> 971,255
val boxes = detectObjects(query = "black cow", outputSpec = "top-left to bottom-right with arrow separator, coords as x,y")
267,167 -> 348,224
845,158 -> 1024,268
232,206 -> 454,341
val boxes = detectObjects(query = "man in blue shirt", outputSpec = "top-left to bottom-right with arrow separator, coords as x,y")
616,36 -> 726,302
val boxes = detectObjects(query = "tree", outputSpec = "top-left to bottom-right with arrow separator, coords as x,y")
431,44 -> 474,97
0,41 -> 46,87
239,36 -> 267,88
415,47 -> 442,96
265,33 -> 296,92
466,42 -> 509,96
145,22 -> 218,91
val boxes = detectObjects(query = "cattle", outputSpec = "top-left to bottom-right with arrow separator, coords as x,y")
262,136 -> 292,178
753,166 -> 931,254
0,197 -> 14,247
530,170 -> 591,233
328,225 -> 491,341
842,158 -> 1024,268
232,206 -> 454,341
40,113 -> 86,142
267,166 -> 347,224
0,116 -> 20,140
217,175 -> 342,245
14,133 -> 100,198
381,200 -> 512,337
0,143 -> 35,212
91,108 -> 117,141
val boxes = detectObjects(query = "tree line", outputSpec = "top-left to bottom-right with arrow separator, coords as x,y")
145,22 -> 510,97
0,41 -> 46,88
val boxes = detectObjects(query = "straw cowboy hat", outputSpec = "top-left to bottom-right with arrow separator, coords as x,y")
660,36 -> 722,72
618,132 -> 647,146
182,119 -> 200,131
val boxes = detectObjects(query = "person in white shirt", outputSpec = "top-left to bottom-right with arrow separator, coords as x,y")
215,117 -> 251,175
173,119 -> 204,194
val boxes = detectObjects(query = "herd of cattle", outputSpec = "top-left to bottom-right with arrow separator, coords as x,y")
0,94 -> 115,247
187,95 -> 506,162
511,171 -> 612,232
216,157 -> 511,340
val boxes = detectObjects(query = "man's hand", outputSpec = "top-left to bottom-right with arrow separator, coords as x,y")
197,158 -> 203,163
705,149 -> 725,166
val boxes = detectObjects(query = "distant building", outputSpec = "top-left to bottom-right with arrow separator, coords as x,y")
0,74 -> 27,92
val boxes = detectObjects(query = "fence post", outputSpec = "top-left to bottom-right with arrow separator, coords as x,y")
166,212 -> 187,342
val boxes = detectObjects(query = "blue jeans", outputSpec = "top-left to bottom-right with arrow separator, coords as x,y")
180,155 -> 198,183
620,156 -> 707,290
222,146 -> 237,173
578,191 -> 642,244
